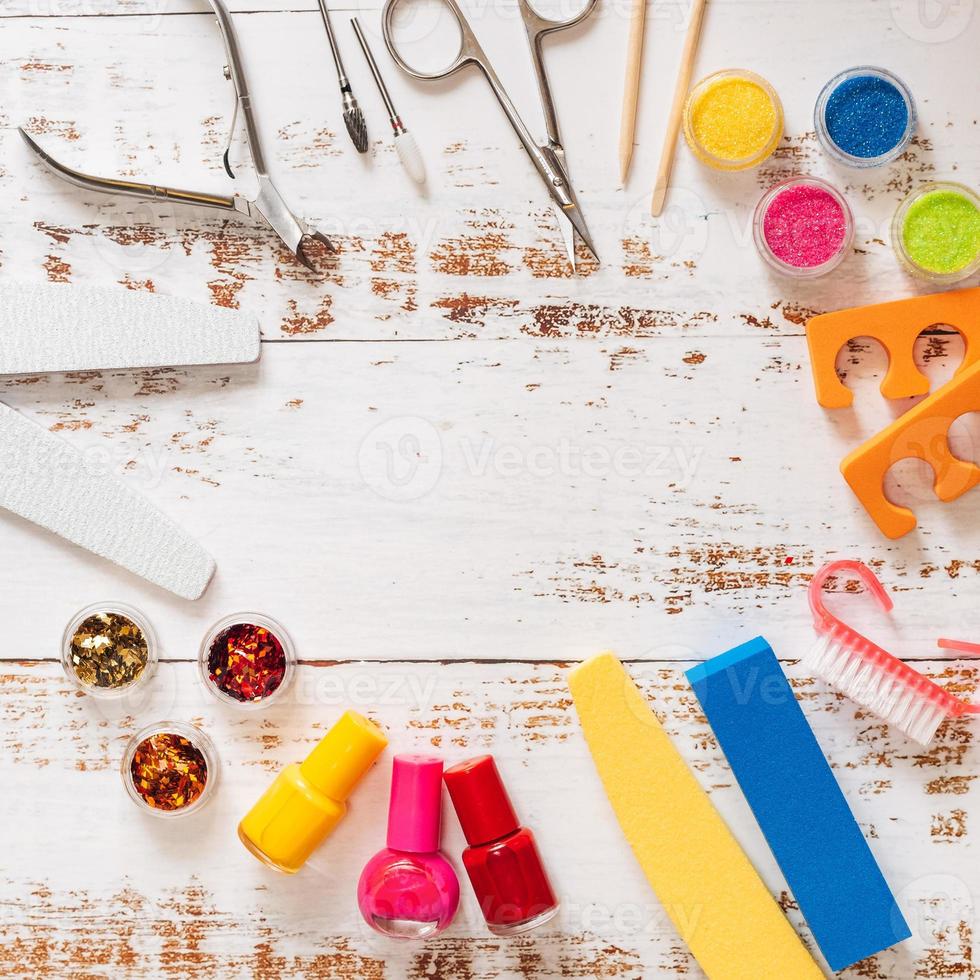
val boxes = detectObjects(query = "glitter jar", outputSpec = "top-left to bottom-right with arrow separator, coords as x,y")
892,182 -> 980,283
122,721 -> 219,818
198,612 -> 295,709
753,177 -> 853,278
61,601 -> 157,699
683,69 -> 783,172
815,67 -> 915,168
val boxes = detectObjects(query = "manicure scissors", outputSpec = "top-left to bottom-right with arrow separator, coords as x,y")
20,0 -> 332,272
382,0 -> 598,271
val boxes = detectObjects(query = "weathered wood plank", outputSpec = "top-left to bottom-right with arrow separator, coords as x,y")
3,1 -> 976,340
0,336 -> 976,663
2,0 -> 978,976
2,660 -> 978,978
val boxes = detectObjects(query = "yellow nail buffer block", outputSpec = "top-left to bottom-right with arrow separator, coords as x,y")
568,652 -> 823,980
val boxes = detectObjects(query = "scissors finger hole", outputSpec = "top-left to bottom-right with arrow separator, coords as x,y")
524,0 -> 595,27
386,0 -> 465,77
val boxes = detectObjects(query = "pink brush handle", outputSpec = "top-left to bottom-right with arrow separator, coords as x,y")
810,560 -> 980,718
809,559 -> 894,634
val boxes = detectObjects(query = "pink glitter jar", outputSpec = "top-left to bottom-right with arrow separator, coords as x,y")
753,177 -> 853,277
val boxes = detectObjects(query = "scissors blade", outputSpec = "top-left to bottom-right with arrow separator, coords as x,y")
555,202 -> 599,272
552,203 -> 577,270
544,143 -> 597,272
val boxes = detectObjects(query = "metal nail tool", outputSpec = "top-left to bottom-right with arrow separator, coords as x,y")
318,0 -> 369,153
350,17 -> 426,184
20,0 -> 333,272
382,0 -> 598,271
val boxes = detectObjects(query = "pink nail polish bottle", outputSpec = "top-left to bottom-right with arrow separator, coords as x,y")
357,754 -> 460,939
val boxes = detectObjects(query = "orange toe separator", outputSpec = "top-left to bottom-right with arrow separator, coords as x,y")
841,359 -> 980,538
806,287 -> 980,409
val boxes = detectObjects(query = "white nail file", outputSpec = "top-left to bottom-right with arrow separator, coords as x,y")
0,402 -> 215,599
0,282 -> 260,375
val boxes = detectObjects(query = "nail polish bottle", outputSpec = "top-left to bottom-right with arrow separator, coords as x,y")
238,710 -> 387,874
357,755 -> 460,939
443,755 -> 559,936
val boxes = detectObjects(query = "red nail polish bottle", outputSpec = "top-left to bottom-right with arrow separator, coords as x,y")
443,755 -> 559,936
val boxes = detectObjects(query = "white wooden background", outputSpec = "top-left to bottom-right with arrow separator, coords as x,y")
1,0 -> 979,976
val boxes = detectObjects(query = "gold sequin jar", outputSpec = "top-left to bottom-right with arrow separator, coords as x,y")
122,721 -> 219,818
61,602 -> 157,698
684,69 -> 783,172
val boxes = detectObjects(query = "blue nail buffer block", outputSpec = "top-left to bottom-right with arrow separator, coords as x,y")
686,636 -> 911,972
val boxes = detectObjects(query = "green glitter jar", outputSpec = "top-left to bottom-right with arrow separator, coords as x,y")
892,182 -> 980,283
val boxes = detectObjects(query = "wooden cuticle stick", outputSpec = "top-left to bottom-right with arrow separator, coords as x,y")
618,0 -> 648,184
650,0 -> 707,216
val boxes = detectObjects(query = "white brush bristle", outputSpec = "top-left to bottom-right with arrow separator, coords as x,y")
805,634 -> 946,746
395,131 -> 426,184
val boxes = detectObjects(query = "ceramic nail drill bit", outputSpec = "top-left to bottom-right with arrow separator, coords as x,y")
318,0 -> 368,153
351,17 -> 426,184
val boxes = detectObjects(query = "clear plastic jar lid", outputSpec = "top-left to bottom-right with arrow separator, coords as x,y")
753,177 -> 853,279
61,601 -> 158,699
892,181 -> 980,283
815,66 -> 916,168
198,612 -> 296,710
683,69 -> 784,172
121,720 -> 219,818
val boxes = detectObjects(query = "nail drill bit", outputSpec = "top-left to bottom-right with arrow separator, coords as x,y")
351,17 -> 425,184
318,0 -> 368,153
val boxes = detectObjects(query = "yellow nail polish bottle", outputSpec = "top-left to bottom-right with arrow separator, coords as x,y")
238,710 -> 388,874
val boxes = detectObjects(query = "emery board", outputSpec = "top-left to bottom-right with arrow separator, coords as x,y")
0,281 -> 260,375
568,652 -> 823,980
0,401 -> 215,599
686,636 -> 911,971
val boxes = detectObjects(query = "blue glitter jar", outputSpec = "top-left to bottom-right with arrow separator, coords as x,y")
815,67 -> 915,167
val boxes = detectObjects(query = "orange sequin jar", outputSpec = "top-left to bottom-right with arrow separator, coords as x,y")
122,722 -> 219,818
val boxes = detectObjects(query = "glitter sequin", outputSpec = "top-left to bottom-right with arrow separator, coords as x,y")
205,620 -> 288,703
816,68 -> 914,166
66,609 -> 149,691
762,182 -> 849,270
685,71 -> 782,171
901,187 -> 980,276
129,731 -> 209,812
824,75 -> 908,159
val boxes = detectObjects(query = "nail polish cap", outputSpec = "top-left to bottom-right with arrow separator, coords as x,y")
387,754 -> 444,853
300,710 -> 388,801
443,754 -> 520,847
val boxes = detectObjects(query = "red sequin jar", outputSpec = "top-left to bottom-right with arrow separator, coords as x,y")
121,721 -> 219,818
198,613 -> 295,709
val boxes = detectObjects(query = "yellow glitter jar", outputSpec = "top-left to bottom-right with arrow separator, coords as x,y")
684,69 -> 784,171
